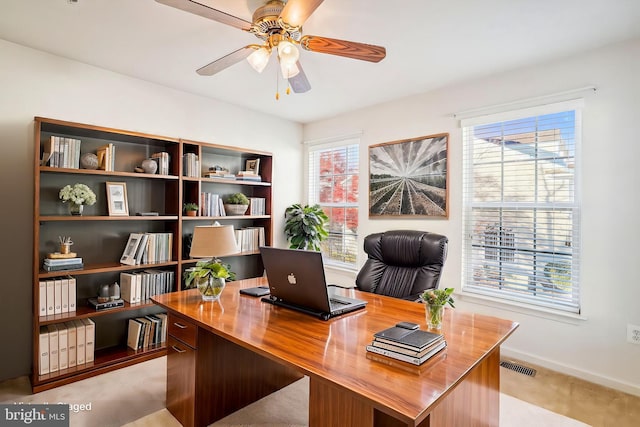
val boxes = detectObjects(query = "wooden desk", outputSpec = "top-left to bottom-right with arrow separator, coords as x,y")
152,277 -> 518,427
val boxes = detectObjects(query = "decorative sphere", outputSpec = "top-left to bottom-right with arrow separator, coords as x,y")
80,153 -> 99,170
141,158 -> 158,174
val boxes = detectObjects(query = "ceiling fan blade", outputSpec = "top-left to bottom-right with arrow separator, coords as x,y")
279,0 -> 324,28
288,61 -> 311,93
196,46 -> 254,76
156,0 -> 252,31
300,35 -> 386,63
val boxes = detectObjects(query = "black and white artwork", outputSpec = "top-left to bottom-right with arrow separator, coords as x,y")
369,133 -> 448,218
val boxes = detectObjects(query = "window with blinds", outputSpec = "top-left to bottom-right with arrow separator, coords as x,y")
462,101 -> 581,313
308,140 -> 359,268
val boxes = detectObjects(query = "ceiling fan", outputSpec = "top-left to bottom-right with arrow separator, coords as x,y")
155,0 -> 386,96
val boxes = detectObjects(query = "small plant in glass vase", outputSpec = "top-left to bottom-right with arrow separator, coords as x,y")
184,259 -> 236,301
421,288 -> 455,330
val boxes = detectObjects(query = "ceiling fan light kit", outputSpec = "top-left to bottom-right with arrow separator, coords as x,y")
156,0 -> 386,96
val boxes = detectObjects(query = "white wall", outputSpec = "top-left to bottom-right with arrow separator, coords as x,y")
0,39 -> 303,381
304,38 -> 640,396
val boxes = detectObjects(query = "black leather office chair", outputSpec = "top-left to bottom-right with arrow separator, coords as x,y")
355,230 -> 448,301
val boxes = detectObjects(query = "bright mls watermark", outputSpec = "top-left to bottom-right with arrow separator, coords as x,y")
0,404 -> 69,426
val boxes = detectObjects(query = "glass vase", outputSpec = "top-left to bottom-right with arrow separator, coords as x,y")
196,276 -> 225,302
69,203 -> 84,216
425,304 -> 445,330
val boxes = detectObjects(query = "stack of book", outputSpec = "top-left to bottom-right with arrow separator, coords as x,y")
151,151 -> 170,175
43,257 -> 84,272
127,314 -> 167,351
236,171 -> 261,181
38,319 -> 95,375
366,326 -> 446,365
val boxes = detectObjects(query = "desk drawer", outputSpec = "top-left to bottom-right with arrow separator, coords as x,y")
168,313 -> 197,348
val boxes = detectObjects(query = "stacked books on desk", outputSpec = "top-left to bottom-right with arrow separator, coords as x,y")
43,257 -> 84,272
366,326 -> 446,365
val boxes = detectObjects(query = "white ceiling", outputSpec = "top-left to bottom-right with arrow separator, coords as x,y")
1,0 -> 640,123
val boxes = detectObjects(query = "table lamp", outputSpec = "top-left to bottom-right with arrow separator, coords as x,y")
189,224 -> 240,259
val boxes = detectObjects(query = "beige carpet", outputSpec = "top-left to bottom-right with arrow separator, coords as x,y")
1,356 -> 590,427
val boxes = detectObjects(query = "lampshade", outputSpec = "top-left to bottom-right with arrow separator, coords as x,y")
247,46 -> 271,73
280,60 -> 300,78
189,225 -> 239,258
277,40 -> 299,66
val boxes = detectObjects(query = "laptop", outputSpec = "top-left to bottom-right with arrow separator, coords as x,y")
259,247 -> 367,320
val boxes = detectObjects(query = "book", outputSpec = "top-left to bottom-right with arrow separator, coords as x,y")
43,263 -> 84,272
38,326 -> 50,375
371,335 -> 445,357
39,280 -> 47,317
47,251 -> 78,259
46,280 -> 54,316
82,318 -> 95,363
53,278 -> 62,315
58,324 -> 68,370
68,276 -> 77,312
44,257 -> 83,265
47,324 -> 59,372
127,318 -> 143,350
88,297 -> 124,310
61,277 -> 69,313
120,272 -> 139,303
133,234 -> 149,265
373,327 -> 443,351
65,321 -> 77,368
366,340 -> 447,365
74,319 -> 86,365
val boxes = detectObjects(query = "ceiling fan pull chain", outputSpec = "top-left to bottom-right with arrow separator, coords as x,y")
275,65 -> 280,100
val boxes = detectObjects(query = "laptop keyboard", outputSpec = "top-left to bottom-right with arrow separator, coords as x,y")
330,297 -> 351,306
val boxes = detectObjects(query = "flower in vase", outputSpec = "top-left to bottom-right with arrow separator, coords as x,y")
59,183 -> 96,206
421,288 -> 455,308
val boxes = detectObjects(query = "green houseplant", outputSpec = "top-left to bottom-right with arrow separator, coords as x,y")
224,192 -> 249,215
183,202 -> 199,216
284,204 -> 329,251
185,259 -> 236,301
420,288 -> 455,330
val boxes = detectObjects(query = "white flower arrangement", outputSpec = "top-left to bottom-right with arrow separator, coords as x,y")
59,183 -> 97,206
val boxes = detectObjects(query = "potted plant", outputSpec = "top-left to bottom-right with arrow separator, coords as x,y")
420,288 -> 455,330
59,183 -> 97,216
183,202 -> 199,216
284,204 -> 329,251
184,259 -> 236,301
224,192 -> 249,215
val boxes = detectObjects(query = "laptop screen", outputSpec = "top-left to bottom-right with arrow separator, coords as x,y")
259,247 -> 333,313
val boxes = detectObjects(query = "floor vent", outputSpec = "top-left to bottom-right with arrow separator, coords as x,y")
500,360 -> 537,377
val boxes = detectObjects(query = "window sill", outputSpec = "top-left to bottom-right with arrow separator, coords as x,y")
324,263 -> 358,275
458,290 -> 588,324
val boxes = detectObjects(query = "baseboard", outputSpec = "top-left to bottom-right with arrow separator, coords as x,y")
501,346 -> 640,398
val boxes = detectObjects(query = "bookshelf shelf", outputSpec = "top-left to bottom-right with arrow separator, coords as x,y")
38,260 -> 179,278
38,215 -> 179,222
33,343 -> 166,393
32,117 -> 273,392
38,301 -> 159,325
40,166 -> 180,180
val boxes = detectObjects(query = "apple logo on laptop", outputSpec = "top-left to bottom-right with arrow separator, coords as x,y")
287,273 -> 297,285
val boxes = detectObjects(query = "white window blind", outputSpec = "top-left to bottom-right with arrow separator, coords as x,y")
462,101 -> 581,313
308,140 -> 359,268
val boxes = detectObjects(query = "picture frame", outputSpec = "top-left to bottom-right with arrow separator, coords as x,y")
369,133 -> 449,218
245,158 -> 260,175
120,233 -> 143,266
106,181 -> 129,216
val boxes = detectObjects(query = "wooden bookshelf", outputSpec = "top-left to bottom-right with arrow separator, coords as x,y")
32,117 -> 273,392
